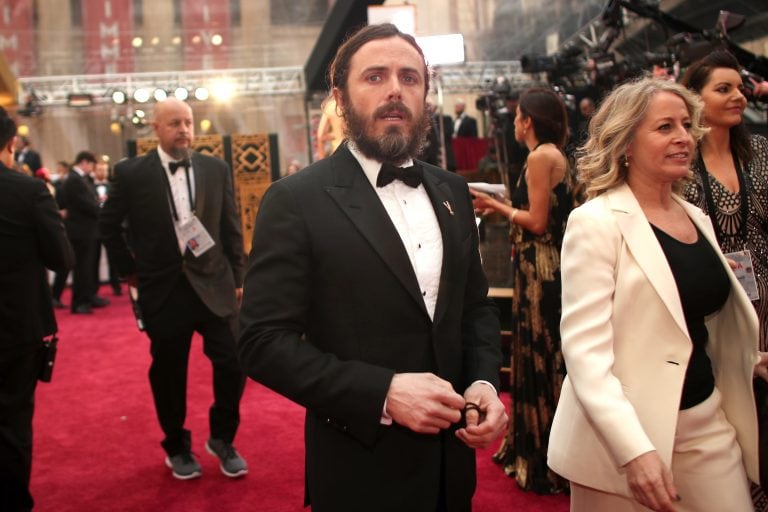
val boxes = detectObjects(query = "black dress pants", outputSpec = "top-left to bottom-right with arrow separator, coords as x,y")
69,236 -> 97,310
0,347 -> 40,512
143,277 -> 244,456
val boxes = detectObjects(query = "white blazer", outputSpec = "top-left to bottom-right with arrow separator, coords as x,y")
547,182 -> 760,497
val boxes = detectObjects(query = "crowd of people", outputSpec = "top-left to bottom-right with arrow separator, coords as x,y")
2,20 -> 768,512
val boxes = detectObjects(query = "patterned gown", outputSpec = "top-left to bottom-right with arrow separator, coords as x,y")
683,134 -> 768,511
492,163 -> 571,494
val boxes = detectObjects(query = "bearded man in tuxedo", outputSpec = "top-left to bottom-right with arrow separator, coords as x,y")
238,23 -> 506,512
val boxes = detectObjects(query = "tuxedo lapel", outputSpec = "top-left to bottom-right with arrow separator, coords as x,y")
422,167 -> 460,326
144,150 -> 178,236
191,152 -> 206,216
607,184 -> 689,338
324,148 -> 428,317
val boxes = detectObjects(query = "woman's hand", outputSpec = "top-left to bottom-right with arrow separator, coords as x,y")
755,351 -> 768,382
470,189 -> 501,216
624,451 -> 680,511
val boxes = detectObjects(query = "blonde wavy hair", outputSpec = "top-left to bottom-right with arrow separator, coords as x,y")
577,77 -> 708,199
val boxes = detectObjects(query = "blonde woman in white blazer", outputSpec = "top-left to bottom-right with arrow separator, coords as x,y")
548,78 -> 768,512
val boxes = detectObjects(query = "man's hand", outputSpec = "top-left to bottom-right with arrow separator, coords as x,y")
235,287 -> 243,304
385,373 -> 465,434
625,451 -> 679,512
455,382 -> 507,448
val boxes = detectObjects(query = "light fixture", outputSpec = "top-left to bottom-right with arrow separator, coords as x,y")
153,88 -> 168,102
211,34 -> 223,46
111,90 -> 127,104
67,93 -> 94,107
109,121 -> 122,135
131,109 -> 146,126
133,88 -> 150,103
210,79 -> 235,102
131,36 -> 143,48
200,118 -> 212,133
194,87 -> 209,101
173,87 -> 189,101
17,124 -> 29,137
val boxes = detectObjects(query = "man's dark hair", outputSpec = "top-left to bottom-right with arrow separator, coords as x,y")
680,49 -> 752,165
74,150 -> 97,164
328,23 -> 430,98
0,107 -> 17,149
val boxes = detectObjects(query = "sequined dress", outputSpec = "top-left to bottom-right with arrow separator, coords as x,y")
683,134 -> 768,350
492,163 -> 570,494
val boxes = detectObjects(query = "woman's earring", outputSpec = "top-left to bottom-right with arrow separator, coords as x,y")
622,156 -> 630,168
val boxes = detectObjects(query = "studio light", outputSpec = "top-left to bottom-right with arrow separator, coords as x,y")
194,87 -> 209,101
111,90 -> 127,104
131,109 -> 146,126
210,79 -> 235,102
133,88 -> 151,103
173,87 -> 189,101
153,88 -> 168,102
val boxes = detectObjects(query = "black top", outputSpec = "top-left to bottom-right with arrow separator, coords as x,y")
651,224 -> 730,410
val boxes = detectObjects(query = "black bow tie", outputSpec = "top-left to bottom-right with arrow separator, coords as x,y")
168,159 -> 191,175
376,162 -> 423,188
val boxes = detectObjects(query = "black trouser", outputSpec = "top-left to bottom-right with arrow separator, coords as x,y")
69,236 -> 97,310
50,270 -> 69,302
143,277 -> 244,456
0,347 -> 40,512
92,241 -> 120,294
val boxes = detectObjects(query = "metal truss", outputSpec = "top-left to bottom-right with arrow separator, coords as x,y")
18,60 -> 540,107
18,66 -> 306,106
433,61 -> 541,94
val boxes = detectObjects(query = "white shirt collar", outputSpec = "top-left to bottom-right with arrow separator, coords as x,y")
157,146 -> 190,170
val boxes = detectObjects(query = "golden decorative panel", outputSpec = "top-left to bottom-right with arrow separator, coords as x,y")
230,133 -> 273,256
134,136 -> 224,158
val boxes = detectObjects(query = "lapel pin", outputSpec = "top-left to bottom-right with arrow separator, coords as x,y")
443,200 -> 454,216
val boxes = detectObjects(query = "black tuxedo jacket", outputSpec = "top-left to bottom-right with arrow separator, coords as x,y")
15,148 -> 42,173
0,165 -> 73,352
455,114 -> 478,138
99,149 -> 244,318
62,170 -> 99,240
239,145 -> 501,511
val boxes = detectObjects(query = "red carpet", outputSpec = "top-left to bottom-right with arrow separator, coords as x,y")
31,286 -> 570,511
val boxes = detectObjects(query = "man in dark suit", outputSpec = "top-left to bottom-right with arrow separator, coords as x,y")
421,103 -> 456,172
62,151 -> 106,314
0,109 -> 73,511
239,24 -> 506,511
99,98 -> 247,481
453,99 -> 478,138
50,161 -> 71,308
13,136 -> 42,174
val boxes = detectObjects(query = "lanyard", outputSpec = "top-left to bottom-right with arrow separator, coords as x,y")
697,149 -> 749,246
159,164 -> 195,222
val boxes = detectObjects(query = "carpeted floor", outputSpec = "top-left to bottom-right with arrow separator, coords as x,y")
30,286 -> 570,511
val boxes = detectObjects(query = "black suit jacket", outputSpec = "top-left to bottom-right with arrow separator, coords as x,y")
0,165 -> 73,352
99,149 -> 244,318
15,148 -> 42,173
239,145 -> 501,511
62,170 -> 99,240
455,114 -> 478,138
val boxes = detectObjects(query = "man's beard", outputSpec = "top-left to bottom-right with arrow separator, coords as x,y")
343,99 -> 430,164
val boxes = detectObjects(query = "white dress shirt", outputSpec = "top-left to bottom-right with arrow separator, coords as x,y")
348,143 -> 443,319
157,147 -> 196,254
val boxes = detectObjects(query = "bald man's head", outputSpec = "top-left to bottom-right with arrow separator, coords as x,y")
153,98 -> 194,158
